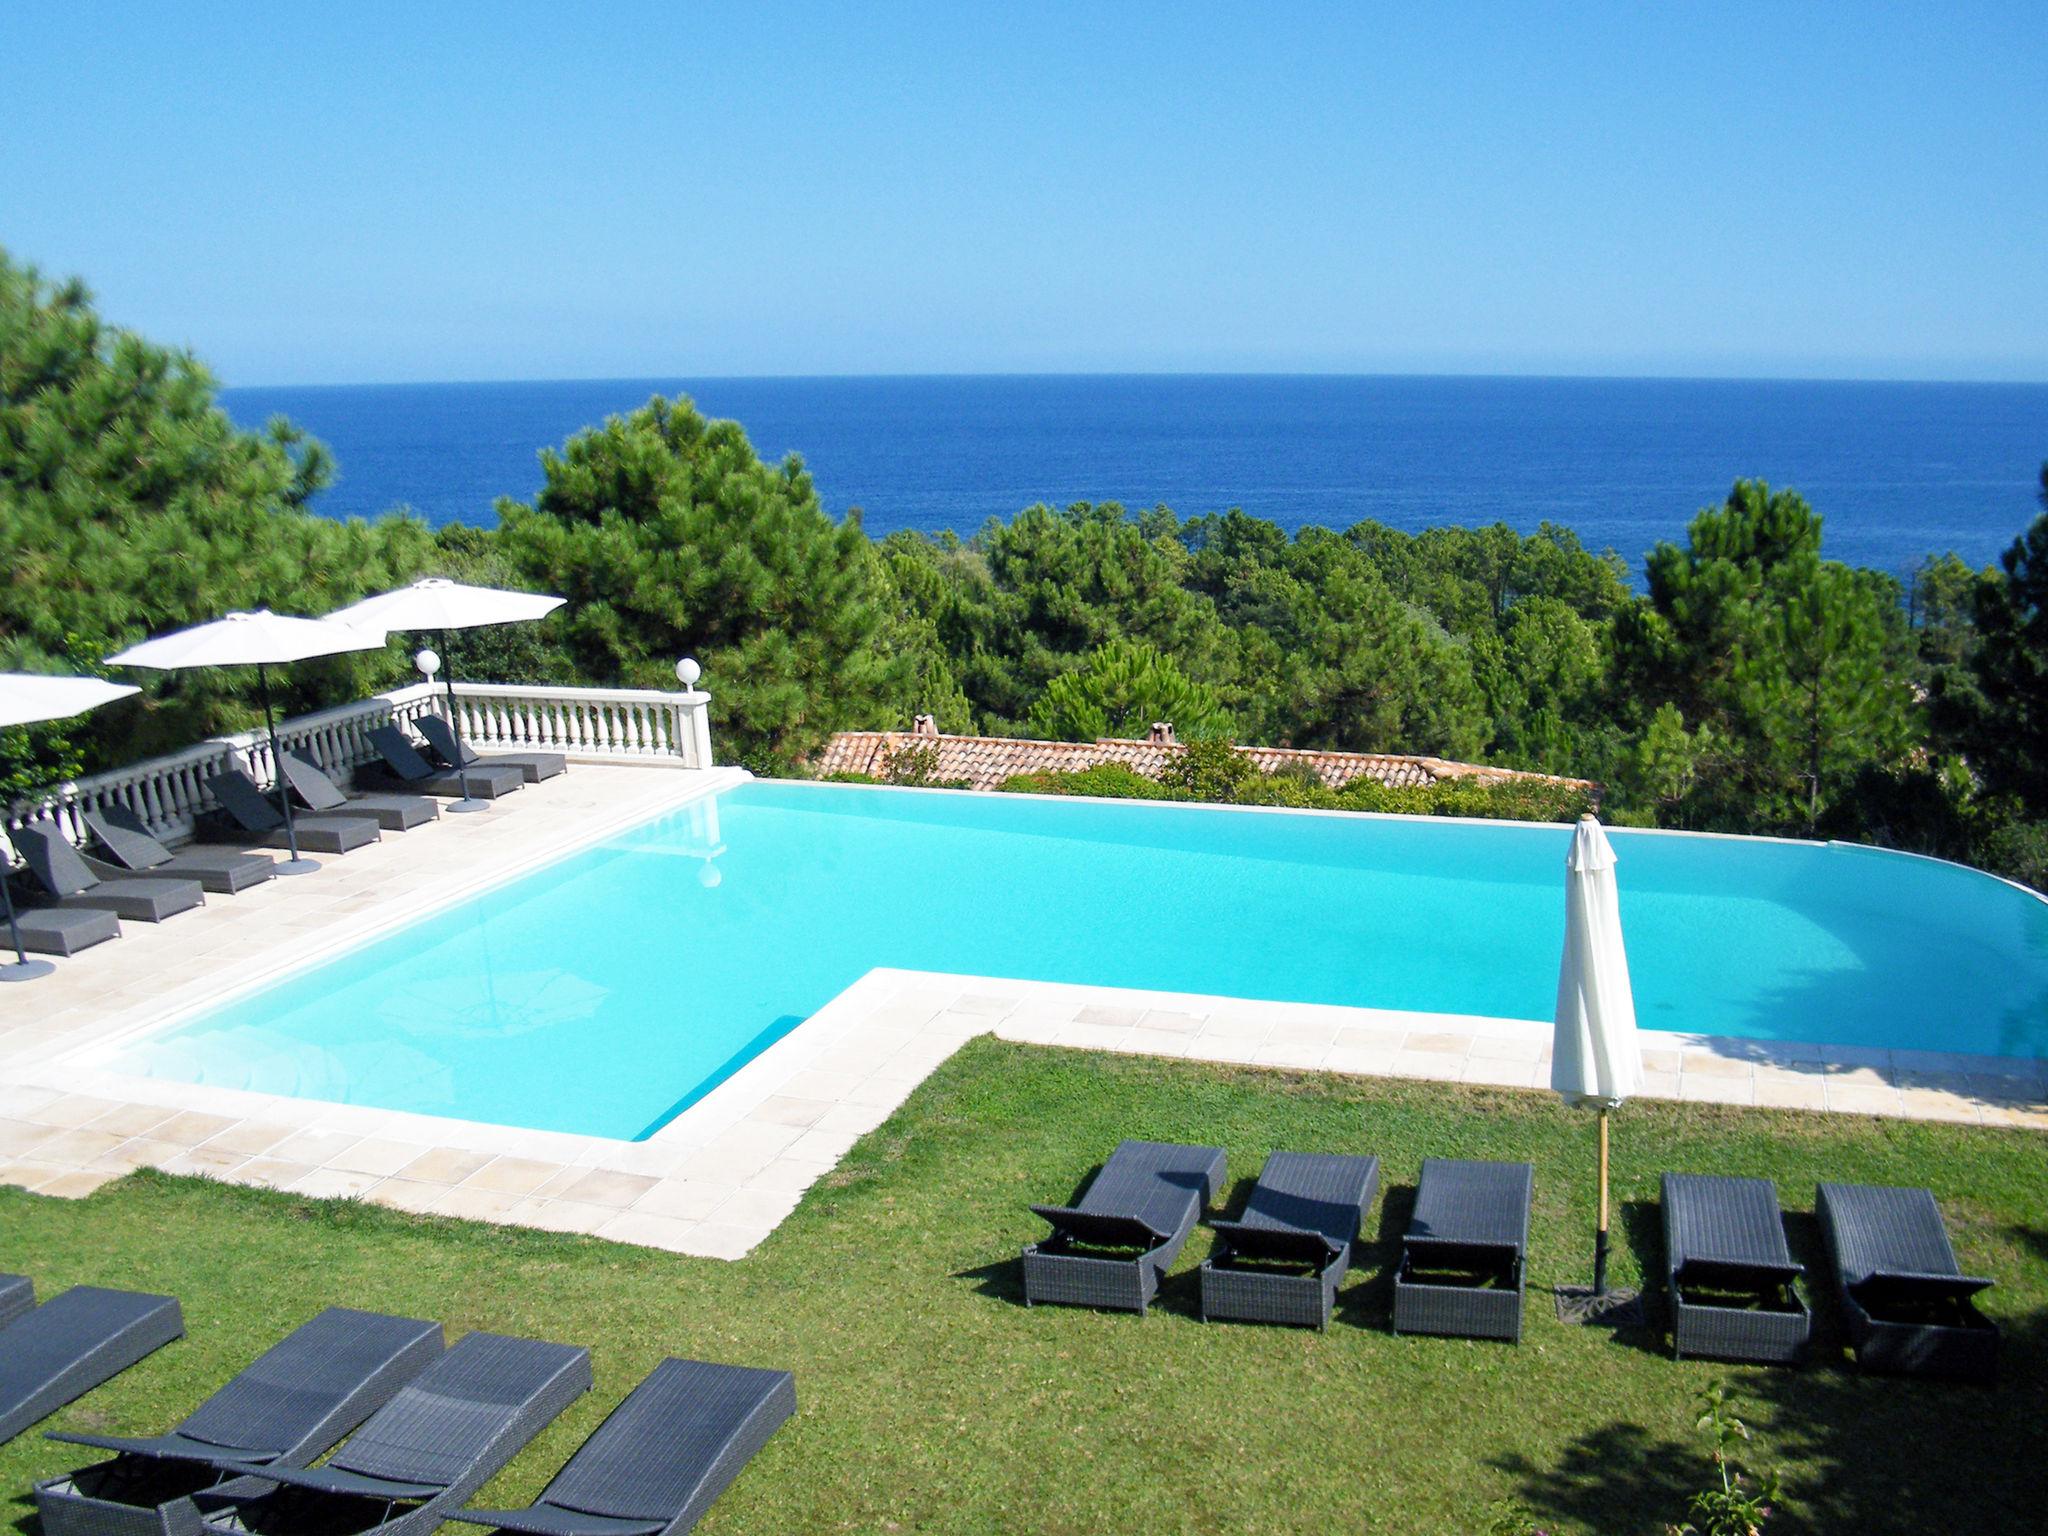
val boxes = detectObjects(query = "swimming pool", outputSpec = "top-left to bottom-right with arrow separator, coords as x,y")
112,780 -> 2048,1139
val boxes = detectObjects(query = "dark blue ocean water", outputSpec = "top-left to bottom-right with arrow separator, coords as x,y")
220,375 -> 2048,579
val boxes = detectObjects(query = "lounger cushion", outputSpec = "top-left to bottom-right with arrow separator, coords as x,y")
0,1287 -> 184,1445
10,824 -> 204,921
1029,1205 -> 1170,1249
11,905 -> 120,957
459,1358 -> 793,1536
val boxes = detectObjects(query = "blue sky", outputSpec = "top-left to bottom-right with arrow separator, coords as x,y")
3,2 -> 2042,385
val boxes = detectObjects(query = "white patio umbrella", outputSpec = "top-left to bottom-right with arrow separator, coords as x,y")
106,611 -> 388,875
0,673 -> 141,982
326,578 -> 565,815
1550,813 -> 1642,1297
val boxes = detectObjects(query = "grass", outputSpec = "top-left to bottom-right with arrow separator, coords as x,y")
3,1038 -> 2044,1535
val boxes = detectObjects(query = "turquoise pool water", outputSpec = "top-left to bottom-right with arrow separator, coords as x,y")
116,781 -> 2048,1138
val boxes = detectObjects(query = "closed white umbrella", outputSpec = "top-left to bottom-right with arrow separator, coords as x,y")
326,579 -> 565,814
0,673 -> 142,982
1550,813 -> 1642,1298
106,611 -> 388,875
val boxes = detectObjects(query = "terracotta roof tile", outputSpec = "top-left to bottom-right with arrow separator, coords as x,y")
814,731 -> 1594,796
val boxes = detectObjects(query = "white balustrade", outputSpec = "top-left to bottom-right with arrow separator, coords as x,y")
6,677 -> 712,846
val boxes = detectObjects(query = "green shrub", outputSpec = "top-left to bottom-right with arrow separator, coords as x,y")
1157,737 -> 1257,799
995,764 -> 1174,800
1975,818 -> 2048,893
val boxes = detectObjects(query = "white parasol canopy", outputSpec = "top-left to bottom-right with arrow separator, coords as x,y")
1550,814 -> 1642,1108
105,611 -> 389,873
326,577 -> 564,633
105,609 -> 387,670
1550,813 -> 1642,1299
0,674 -> 140,729
325,579 -> 565,814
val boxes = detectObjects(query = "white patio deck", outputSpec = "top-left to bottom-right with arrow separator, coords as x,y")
3,765 -> 2043,1261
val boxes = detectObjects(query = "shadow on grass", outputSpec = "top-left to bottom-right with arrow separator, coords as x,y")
1333,1182 -> 1412,1330
1499,1282 -> 2048,1534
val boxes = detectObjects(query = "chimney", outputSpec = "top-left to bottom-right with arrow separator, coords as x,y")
1147,721 -> 1175,744
912,714 -> 938,737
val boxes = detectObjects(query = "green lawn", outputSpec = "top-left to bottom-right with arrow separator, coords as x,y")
3,1039 -> 2043,1535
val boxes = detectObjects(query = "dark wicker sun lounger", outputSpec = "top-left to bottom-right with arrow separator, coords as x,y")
361,726 -> 524,801
280,753 -> 439,832
192,1332 -> 591,1536
10,822 -> 205,924
198,772 -> 380,856
83,806 -> 277,895
8,903 -> 121,957
416,716 -> 567,785
0,1273 -> 33,1329
37,1308 -> 444,1536
0,1287 -> 185,1446
452,1358 -> 794,1536
1662,1173 -> 1809,1365
1199,1151 -> 1380,1330
1023,1139 -> 1226,1315
1393,1158 -> 1532,1343
1817,1181 -> 1999,1383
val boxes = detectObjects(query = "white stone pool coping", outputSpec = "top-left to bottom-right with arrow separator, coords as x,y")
3,770 -> 2043,1261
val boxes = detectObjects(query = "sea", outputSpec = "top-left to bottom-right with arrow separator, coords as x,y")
219,374 -> 2048,581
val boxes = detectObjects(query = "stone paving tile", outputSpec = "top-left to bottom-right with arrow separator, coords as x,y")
368,1178 -> 454,1214
38,1170 -> 117,1198
330,1139 -> 434,1177
0,1119 -> 60,1157
157,1148 -> 249,1179
632,1179 -> 738,1221
225,1156 -> 315,1188
397,1147 -> 495,1185
461,1156 -> 565,1196
82,1102 -> 179,1138
432,1185 -> 525,1221
200,1121 -> 296,1158
556,1168 -> 659,1208
268,1130 -> 362,1167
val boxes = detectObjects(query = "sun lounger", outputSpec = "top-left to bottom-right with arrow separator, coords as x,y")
1817,1181 -> 1999,1382
1392,1157 -> 1532,1343
197,771 -> 380,855
416,716 -> 566,785
1662,1172 -> 1809,1364
360,726 -> 523,801
1023,1139 -> 1226,1315
1198,1151 -> 1379,1330
0,1287 -> 185,1445
452,1358 -> 794,1536
192,1332 -> 591,1536
280,753 -> 439,832
9,822 -> 205,924
37,1309 -> 444,1536
8,903 -> 121,957
0,1273 -> 32,1329
83,805 -> 276,894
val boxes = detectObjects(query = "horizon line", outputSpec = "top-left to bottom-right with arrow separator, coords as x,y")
220,366 -> 2048,393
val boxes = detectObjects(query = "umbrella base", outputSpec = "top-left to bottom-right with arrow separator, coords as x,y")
445,798 -> 492,815
275,858 -> 322,876
0,959 -> 56,983
1553,1284 -> 1645,1328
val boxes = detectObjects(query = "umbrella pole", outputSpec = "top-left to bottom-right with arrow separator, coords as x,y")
440,628 -> 487,814
1594,1107 -> 1611,1296
258,662 -> 316,875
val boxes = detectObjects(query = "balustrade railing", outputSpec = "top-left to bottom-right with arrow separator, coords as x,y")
6,678 -> 713,845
